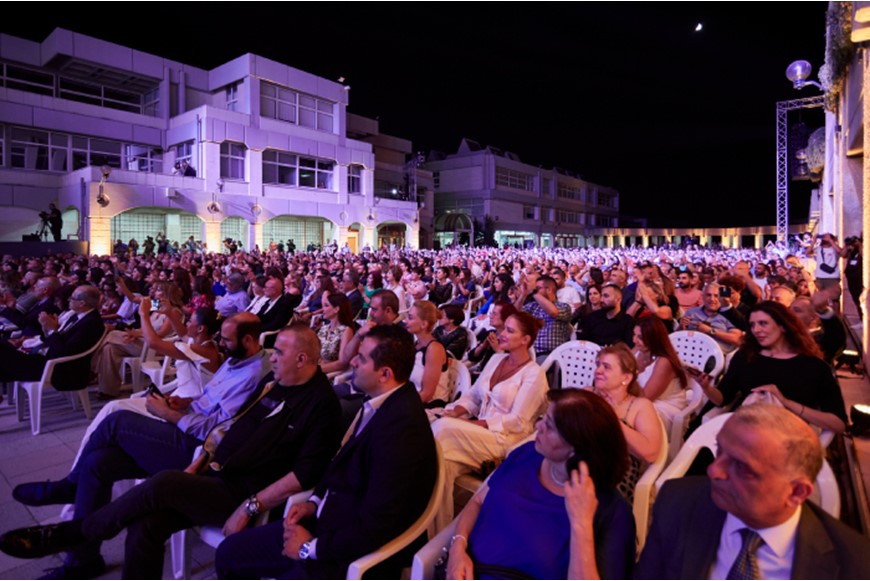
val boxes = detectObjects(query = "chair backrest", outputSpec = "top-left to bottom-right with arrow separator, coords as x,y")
446,357 -> 472,402
669,330 -> 725,378
634,413 -> 669,552
258,329 -> 281,347
540,340 -> 601,389
346,439 -> 447,579
43,327 -> 110,384
655,412 -> 840,518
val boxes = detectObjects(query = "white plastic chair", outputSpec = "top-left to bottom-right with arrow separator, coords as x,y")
16,328 -> 107,435
411,515 -> 456,580
140,354 -> 176,392
258,329 -> 280,347
169,489 -> 311,580
446,358 -> 472,403
655,412 -> 840,518
667,377 -> 707,462
120,341 -> 157,393
540,340 -> 601,390
633,414 -> 669,553
669,330 -> 725,378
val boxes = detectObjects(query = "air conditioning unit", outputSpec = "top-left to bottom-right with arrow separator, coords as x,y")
165,187 -> 181,200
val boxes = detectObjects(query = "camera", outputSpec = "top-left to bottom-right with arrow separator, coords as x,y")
719,286 -> 732,298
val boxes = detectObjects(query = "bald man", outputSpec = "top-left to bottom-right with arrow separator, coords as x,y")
0,324 -> 342,579
635,405 -> 870,579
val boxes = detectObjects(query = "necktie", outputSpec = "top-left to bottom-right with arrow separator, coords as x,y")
59,314 -> 79,333
201,380 -> 276,468
257,300 -> 271,317
726,528 -> 764,580
340,395 -> 373,446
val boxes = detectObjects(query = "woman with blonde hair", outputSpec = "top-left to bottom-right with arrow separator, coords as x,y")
405,300 -> 450,406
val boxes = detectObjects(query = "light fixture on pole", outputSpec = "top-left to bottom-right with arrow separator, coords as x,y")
208,179 -> 223,214
96,165 -> 111,207
775,60 -> 825,242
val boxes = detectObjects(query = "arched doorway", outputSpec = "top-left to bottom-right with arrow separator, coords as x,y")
347,222 -> 362,254
110,207 -> 203,250
220,217 -> 249,252
263,215 -> 334,252
434,212 -> 474,248
377,222 -> 407,250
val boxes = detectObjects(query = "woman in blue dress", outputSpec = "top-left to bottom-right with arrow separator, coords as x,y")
446,389 -> 636,579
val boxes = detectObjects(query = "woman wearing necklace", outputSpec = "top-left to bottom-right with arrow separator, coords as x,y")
433,311 -> 548,529
592,343 -> 663,503
446,389 -> 635,580
699,300 -> 846,434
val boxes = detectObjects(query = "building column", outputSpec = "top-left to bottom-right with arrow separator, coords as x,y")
251,221 -> 264,252
862,49 -> 870,365
88,215 -> 112,257
204,219 -> 221,254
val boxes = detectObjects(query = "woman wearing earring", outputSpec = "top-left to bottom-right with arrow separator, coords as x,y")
446,389 -> 635,580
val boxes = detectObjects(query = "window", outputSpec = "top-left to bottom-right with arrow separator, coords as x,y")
557,182 -> 580,200
175,141 -> 194,165
262,149 -> 334,190
260,81 -> 334,133
263,150 -> 298,185
226,83 -> 239,112
348,164 -> 363,194
143,87 -> 160,117
495,166 -> 534,191
220,142 -> 246,180
541,177 -> 551,195
2,64 -> 54,96
124,144 -> 163,172
523,205 -> 537,220
10,128 -> 68,171
556,209 -> 580,224
433,171 -> 440,189
299,157 -> 333,189
0,124 -> 4,167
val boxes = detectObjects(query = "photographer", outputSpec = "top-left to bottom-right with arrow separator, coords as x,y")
811,233 -> 843,313
843,235 -> 863,318
47,203 -> 62,241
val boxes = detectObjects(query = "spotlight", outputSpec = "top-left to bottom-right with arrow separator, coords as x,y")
96,192 -> 110,207
100,165 -> 112,180
207,201 -> 222,214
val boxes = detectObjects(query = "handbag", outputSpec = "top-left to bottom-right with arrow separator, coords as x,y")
819,262 -> 836,274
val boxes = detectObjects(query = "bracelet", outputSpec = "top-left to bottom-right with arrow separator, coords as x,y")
451,534 -> 468,547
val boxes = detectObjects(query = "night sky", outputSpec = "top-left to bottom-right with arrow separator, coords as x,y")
2,2 -> 828,229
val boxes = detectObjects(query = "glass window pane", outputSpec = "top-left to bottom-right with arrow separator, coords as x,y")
299,108 -> 315,128
317,100 -> 332,113
263,164 -> 277,184
277,102 -> 295,122
263,150 -> 276,163
278,153 -> 296,165
317,113 -> 332,132
299,169 -> 316,188
261,83 -> 275,97
299,94 -> 315,108
300,158 -> 315,168
279,88 -> 296,102
278,166 -> 296,185
260,97 -> 276,118
317,161 -> 333,171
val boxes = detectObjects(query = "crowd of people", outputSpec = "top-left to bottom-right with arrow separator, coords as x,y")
0,233 -> 867,579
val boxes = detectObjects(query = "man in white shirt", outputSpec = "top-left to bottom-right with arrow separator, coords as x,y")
631,405 -> 870,579
551,267 -> 582,311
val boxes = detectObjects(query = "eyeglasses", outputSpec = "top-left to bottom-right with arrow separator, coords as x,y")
70,295 -> 86,301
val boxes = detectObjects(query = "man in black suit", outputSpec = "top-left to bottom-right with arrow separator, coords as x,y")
0,325 -> 342,579
0,284 -> 103,391
628,405 -> 870,579
214,324 -> 437,579
257,277 -> 297,347
340,270 -> 364,317
0,275 -> 61,338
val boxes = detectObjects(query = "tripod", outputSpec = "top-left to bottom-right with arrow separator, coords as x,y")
36,218 -> 50,241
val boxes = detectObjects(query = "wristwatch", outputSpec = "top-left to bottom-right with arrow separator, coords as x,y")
298,541 -> 312,560
244,495 -> 261,518
709,327 -> 717,336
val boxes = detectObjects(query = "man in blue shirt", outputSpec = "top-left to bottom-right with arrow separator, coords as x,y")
9,312 -> 270,579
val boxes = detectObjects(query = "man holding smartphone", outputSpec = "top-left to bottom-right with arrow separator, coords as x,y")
678,282 -> 743,354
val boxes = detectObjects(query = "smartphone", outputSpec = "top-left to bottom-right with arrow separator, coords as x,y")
566,451 -> 584,476
150,299 -> 161,312
145,383 -> 168,401
684,364 -> 702,377
719,286 -> 732,299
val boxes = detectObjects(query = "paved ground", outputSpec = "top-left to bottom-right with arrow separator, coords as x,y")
0,390 -> 218,580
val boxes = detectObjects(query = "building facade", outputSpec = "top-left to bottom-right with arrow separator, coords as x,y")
0,28 -> 420,254
425,138 -> 619,248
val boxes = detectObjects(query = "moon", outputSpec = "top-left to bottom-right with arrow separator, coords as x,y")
695,23 -> 703,32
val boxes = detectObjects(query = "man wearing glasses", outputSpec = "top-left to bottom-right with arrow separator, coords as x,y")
0,284 -> 104,392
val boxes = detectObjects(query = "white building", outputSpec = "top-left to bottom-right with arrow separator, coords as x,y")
425,139 -> 619,248
0,28 -> 420,255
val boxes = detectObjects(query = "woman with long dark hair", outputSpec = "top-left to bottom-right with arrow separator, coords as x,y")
316,291 -> 357,376
446,389 -> 635,580
699,300 -> 846,433
632,316 -> 688,432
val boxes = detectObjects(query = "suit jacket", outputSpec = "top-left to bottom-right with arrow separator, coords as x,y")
306,382 -> 437,578
345,289 -> 364,317
1,298 -> 59,337
635,476 -> 870,580
44,309 -> 105,390
258,293 -> 296,333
